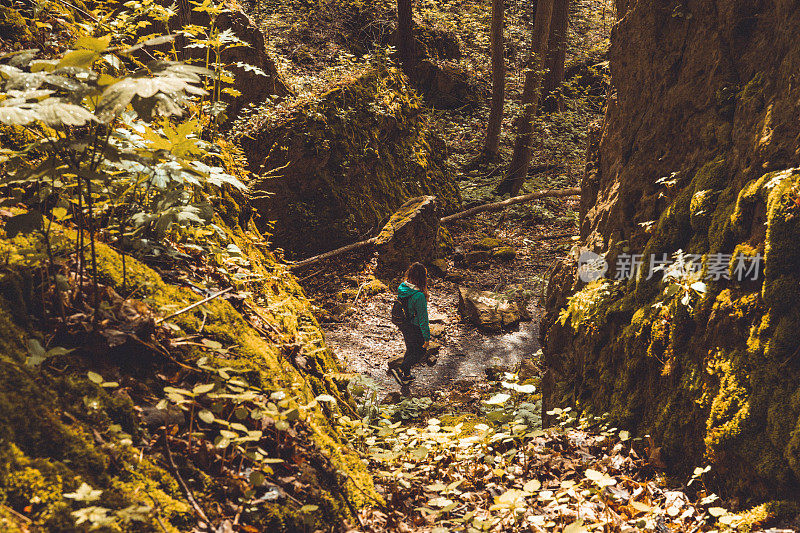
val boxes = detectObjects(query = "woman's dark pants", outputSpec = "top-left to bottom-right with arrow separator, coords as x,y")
399,323 -> 425,375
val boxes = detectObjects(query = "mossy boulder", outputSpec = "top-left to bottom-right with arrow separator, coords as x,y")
462,237 -> 516,263
240,64 -> 459,256
492,246 -> 517,261
410,58 -> 483,109
375,195 -> 439,273
474,237 -> 507,251
361,276 -> 389,296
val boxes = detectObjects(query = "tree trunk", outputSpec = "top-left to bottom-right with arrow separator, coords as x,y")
541,0 -> 570,113
496,0 -> 556,196
397,0 -> 415,65
482,0 -> 506,159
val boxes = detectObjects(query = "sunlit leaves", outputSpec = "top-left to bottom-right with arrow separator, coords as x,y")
523,479 -> 541,492
64,482 -> 102,502
36,99 -> 98,126
0,97 -> 96,126
489,488 -> 527,512
57,49 -> 100,69
193,383 -> 215,394
501,380 -> 536,394
233,61 -> 267,77
563,520 -> 590,533
96,68 -> 207,122
123,33 -> 177,54
72,506 -> 114,527
25,339 -> 73,366
315,394 -> 336,403
584,468 -> 616,488
428,496 -> 455,508
687,464 -> 710,486
74,35 -> 112,53
484,392 -> 510,405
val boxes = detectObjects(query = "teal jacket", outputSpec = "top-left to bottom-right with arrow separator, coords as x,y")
397,281 -> 430,341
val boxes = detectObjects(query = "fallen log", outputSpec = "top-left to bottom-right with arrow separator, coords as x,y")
440,186 -> 580,224
288,237 -> 378,270
287,187 -> 580,270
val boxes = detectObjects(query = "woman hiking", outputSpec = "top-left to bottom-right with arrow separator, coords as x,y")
389,262 -> 430,386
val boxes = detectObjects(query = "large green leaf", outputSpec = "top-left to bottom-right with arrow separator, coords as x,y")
96,76 -> 206,121
57,49 -> 100,69
74,35 -> 112,53
35,100 -> 97,126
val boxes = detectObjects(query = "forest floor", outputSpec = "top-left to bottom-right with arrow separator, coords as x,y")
300,202 -> 798,532
249,1 -> 797,531
300,211 -> 797,532
305,198 -> 578,399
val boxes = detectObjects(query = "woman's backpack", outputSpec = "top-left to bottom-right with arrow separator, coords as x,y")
391,296 -> 412,326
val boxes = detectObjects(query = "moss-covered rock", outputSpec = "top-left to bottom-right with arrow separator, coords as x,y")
0,7 -> 31,43
240,63 -> 460,256
474,237 -> 507,251
542,0 -> 800,503
375,195 -> 440,272
0,217 -> 379,530
491,246 -> 516,261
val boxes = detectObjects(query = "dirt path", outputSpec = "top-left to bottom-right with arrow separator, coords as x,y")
323,281 -> 542,397
304,200 -> 580,399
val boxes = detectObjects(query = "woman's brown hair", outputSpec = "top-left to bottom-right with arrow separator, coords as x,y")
404,262 -> 428,299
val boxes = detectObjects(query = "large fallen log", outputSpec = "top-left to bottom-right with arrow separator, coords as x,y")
287,187 -> 580,270
288,237 -> 378,271
440,186 -> 580,224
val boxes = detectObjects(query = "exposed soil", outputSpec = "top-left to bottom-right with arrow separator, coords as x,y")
303,196 -> 580,398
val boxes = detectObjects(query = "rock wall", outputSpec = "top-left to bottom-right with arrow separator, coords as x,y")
239,64 -> 460,256
0,216 -> 379,531
542,0 -> 800,501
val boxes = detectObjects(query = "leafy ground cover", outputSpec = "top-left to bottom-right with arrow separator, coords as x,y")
341,370 -> 795,532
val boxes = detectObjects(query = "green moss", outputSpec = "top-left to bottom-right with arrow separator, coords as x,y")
492,246 -> 516,260
0,342 -> 189,530
436,226 -> 454,256
0,124 -> 36,152
689,188 -> 715,231
241,63 -> 460,254
738,501 -> 799,532
0,214 -> 380,529
739,72 -> 766,104
558,279 -> 616,333
474,237 -> 506,250
547,163 -> 800,500
361,277 -> 388,296
0,7 -> 31,42
691,157 -> 728,192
